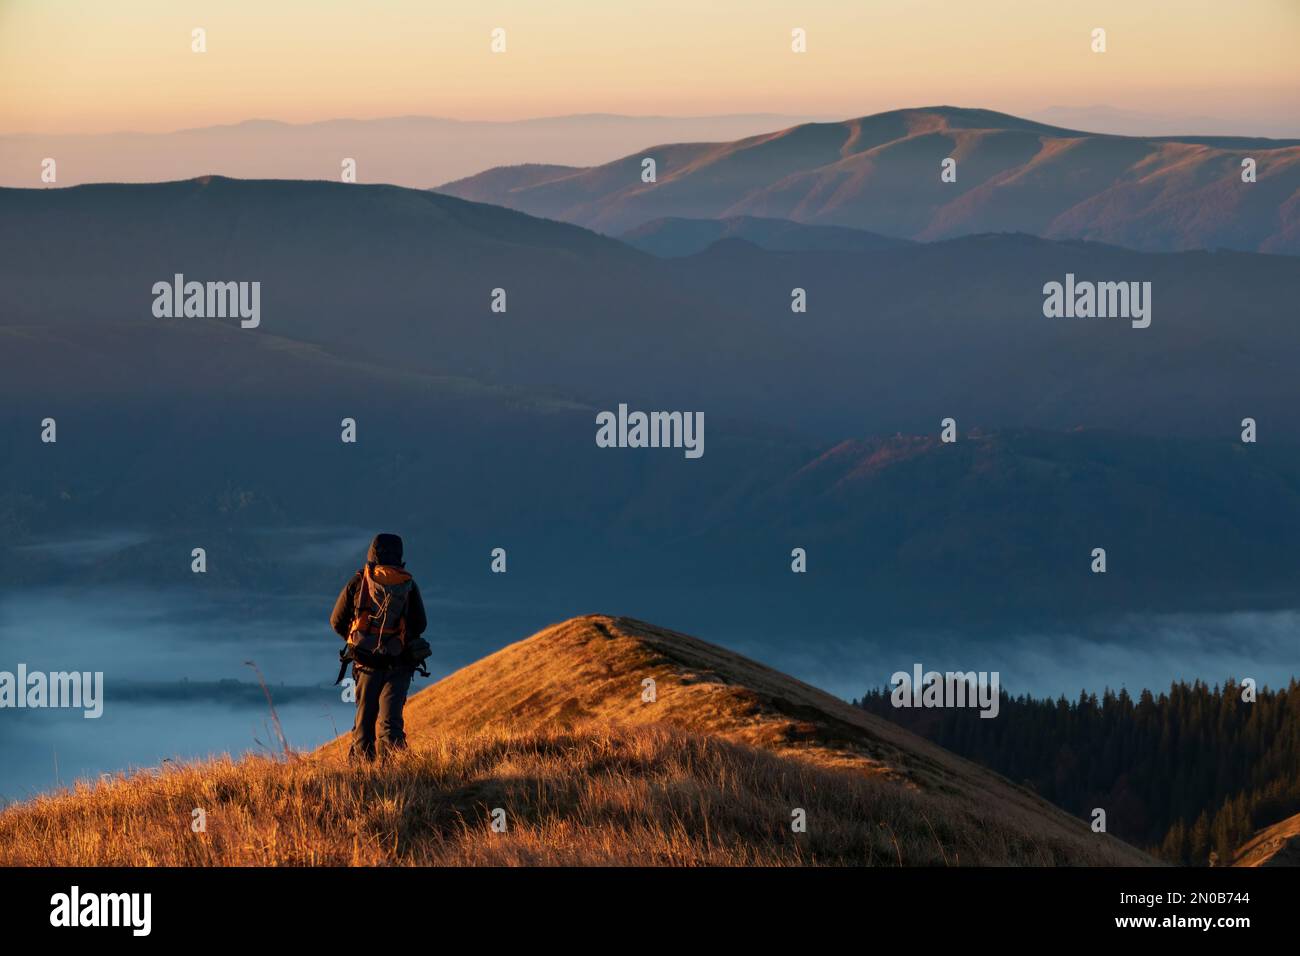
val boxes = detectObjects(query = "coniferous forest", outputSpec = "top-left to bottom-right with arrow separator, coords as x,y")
856,679 -> 1300,864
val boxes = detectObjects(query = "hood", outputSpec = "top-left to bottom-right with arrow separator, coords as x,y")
366,533 -> 404,567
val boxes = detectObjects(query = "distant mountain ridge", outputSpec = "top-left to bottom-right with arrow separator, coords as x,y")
0,113 -> 821,190
437,106 -> 1300,253
620,215 -> 912,256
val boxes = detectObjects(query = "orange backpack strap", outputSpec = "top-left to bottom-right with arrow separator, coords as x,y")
348,568 -> 370,640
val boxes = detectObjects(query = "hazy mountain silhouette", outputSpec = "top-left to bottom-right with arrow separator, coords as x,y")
438,106 -> 1300,253
0,113 -> 820,189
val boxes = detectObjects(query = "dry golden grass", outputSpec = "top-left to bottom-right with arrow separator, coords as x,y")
1233,811 -> 1300,867
1,722 -> 1136,866
0,614 -> 1155,866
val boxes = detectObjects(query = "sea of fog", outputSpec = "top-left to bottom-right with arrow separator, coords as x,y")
0,581 -> 548,802
2,530 -> 1296,801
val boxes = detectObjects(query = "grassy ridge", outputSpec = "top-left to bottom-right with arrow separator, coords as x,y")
0,615 -> 1156,866
0,723 -> 1139,866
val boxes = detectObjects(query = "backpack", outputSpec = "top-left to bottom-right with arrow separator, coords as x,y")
334,566 -> 431,684
348,564 -> 413,656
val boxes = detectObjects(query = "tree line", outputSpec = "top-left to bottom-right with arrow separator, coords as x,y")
855,678 -> 1300,864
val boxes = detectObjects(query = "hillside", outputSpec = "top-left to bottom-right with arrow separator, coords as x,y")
859,676 -> 1300,861
620,215 -> 912,256
706,429 -> 1300,617
332,615 -> 1153,863
0,615 -> 1152,866
6,177 -> 1300,446
437,106 -> 1300,252
0,176 -> 790,414
1234,812 -> 1300,867
5,177 -> 1300,623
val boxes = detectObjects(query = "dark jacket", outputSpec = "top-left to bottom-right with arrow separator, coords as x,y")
330,571 -> 427,641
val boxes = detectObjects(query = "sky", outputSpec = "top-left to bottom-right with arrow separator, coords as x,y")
1,0 -> 1297,135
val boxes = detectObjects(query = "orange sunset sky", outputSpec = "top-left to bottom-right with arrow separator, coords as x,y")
1,0 -> 1297,134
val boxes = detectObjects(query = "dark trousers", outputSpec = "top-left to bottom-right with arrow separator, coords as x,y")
350,664 -> 413,760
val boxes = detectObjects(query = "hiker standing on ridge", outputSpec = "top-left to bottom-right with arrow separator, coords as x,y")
330,533 -> 432,761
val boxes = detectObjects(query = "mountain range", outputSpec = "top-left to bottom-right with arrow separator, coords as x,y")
438,106 -> 1300,253
4,176 -> 1298,444
3,175 -> 1300,622
2,108 -> 1299,862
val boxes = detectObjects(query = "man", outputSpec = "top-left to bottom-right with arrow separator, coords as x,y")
330,533 -> 429,761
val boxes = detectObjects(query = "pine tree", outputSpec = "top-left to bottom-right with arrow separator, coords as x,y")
1160,819 -> 1188,864
1189,810 -> 1211,866
854,676 -> 1300,862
